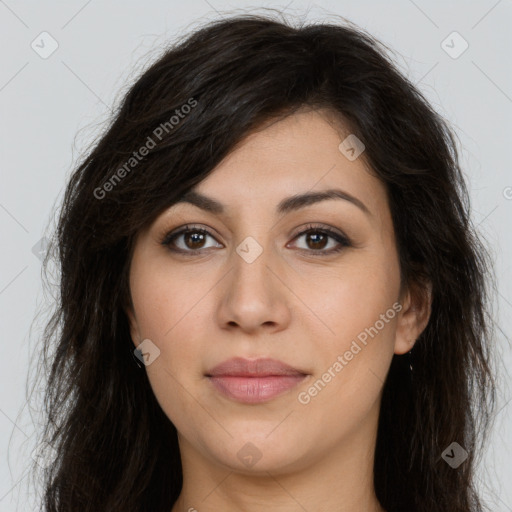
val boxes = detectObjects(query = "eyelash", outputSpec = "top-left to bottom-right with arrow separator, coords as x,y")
160,223 -> 351,257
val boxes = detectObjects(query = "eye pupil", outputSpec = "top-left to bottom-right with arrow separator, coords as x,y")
186,232 -> 205,249
307,231 -> 327,250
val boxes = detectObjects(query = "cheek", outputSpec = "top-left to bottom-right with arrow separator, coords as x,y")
304,248 -> 400,351
297,250 -> 400,410
130,254 -> 207,343
129,261 -> 212,426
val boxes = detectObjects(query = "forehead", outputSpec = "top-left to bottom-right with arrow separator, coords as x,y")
171,109 -> 388,226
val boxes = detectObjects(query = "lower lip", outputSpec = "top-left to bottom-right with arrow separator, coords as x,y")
208,375 -> 307,404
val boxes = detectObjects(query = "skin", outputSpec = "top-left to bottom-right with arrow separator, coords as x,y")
127,108 -> 432,512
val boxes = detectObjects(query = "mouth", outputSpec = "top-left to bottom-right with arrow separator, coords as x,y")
205,357 -> 309,404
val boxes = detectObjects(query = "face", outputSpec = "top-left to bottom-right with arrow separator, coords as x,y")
127,108 -> 427,476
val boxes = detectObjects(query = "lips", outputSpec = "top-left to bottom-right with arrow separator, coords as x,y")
206,357 -> 308,404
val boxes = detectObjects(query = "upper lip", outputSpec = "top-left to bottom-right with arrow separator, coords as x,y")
206,357 -> 307,377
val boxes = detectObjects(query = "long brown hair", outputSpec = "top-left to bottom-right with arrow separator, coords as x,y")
32,12 -> 496,512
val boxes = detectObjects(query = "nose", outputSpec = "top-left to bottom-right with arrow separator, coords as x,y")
215,240 -> 292,335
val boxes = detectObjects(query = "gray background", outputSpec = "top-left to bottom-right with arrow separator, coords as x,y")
0,0 -> 511,510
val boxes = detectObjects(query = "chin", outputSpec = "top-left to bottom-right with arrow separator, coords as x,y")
204,432 -> 311,475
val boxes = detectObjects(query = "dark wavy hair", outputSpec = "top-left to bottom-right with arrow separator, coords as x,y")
30,11 -> 497,512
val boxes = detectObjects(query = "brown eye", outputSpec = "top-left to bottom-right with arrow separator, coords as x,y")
288,224 -> 351,256
161,223 -> 351,256
162,225 -> 222,253
182,230 -> 207,250
303,231 -> 329,250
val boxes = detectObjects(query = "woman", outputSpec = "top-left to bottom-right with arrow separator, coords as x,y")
34,12 -> 496,512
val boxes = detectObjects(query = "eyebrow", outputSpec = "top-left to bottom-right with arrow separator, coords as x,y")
173,188 -> 371,217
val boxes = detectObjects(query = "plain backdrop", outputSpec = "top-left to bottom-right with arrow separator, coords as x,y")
0,1 -> 511,511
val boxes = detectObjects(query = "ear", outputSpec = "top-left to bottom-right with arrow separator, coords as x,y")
394,280 -> 432,355
125,302 -> 141,348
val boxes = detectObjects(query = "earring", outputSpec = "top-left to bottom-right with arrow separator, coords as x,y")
408,339 -> 415,374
